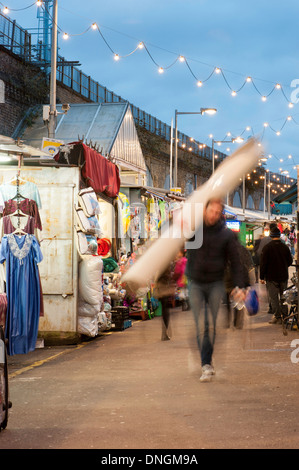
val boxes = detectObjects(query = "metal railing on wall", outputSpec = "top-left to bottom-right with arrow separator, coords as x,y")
55,60 -> 217,160
0,12 -> 31,60
0,11 -> 219,162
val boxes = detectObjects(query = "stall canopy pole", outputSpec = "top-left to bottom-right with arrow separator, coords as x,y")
297,167 -> 299,325
170,118 -> 173,189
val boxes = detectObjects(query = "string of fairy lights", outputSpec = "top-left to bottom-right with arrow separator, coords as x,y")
0,1 -> 295,106
1,1 -> 298,196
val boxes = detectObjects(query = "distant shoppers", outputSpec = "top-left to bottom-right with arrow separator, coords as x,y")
257,223 -> 278,258
281,228 -> 292,252
224,233 -> 253,329
289,226 -> 297,256
260,225 -> 293,324
186,198 -> 245,382
173,248 -> 189,310
258,223 -> 278,314
154,262 -> 177,341
253,234 -> 263,283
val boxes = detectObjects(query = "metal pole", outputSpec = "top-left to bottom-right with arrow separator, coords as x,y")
212,139 -> 215,174
268,171 -> 271,219
175,111 -> 178,188
48,0 -> 58,138
297,208 -> 299,329
242,174 -> 245,213
170,118 -> 173,189
263,171 -> 266,216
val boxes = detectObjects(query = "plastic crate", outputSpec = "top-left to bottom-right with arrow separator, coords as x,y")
112,319 -> 132,331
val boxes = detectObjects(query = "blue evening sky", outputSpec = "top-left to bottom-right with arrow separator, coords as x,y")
3,0 -> 299,180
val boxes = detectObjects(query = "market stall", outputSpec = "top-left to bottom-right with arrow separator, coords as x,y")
0,138 -> 124,349
117,184 -> 185,320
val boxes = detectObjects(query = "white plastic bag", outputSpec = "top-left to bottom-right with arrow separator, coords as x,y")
78,315 -> 98,337
79,256 -> 103,305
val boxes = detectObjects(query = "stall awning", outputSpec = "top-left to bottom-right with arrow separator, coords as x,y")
273,183 -> 297,204
55,142 -> 120,198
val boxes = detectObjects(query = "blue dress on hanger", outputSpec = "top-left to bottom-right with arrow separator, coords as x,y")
0,234 -> 43,355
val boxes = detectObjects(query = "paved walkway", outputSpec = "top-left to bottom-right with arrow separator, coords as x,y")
1,280 -> 299,449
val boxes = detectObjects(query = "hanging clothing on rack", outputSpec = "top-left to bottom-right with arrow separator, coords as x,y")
2,215 -> 35,235
0,180 -> 42,209
0,233 -> 43,355
3,198 -> 42,231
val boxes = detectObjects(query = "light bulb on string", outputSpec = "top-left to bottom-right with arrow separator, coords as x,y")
289,102 -> 294,108
36,0 -> 42,6
114,54 -> 120,61
275,83 -> 281,89
138,42 -> 144,49
179,55 -> 185,62
62,32 -> 69,40
231,90 -> 237,97
91,23 -> 97,30
215,67 -> 221,74
261,96 -> 267,102
197,80 -> 203,87
246,76 -> 252,82
3,6 -> 9,14
158,67 -> 164,74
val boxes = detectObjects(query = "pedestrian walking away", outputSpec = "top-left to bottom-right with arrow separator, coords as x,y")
154,261 -> 177,341
253,234 -> 263,283
257,223 -> 279,314
259,225 -> 293,325
173,247 -> 189,311
185,198 -> 246,383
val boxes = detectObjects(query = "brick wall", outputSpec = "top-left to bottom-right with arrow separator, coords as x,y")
0,46 -> 90,137
136,125 -> 212,193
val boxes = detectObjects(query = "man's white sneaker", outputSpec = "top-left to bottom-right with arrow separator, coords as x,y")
199,364 -> 215,382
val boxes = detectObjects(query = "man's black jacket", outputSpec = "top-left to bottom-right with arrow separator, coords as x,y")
260,239 -> 293,282
185,218 -> 245,287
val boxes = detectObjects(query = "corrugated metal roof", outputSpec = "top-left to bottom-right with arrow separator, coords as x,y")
22,102 -> 147,173
273,182 -> 297,204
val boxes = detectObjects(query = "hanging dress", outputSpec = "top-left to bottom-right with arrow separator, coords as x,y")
1,216 -> 44,317
3,198 -> 42,230
0,234 -> 43,355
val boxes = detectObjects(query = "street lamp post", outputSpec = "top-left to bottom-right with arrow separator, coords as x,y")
268,170 -> 271,220
174,108 -> 217,188
48,0 -> 58,138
